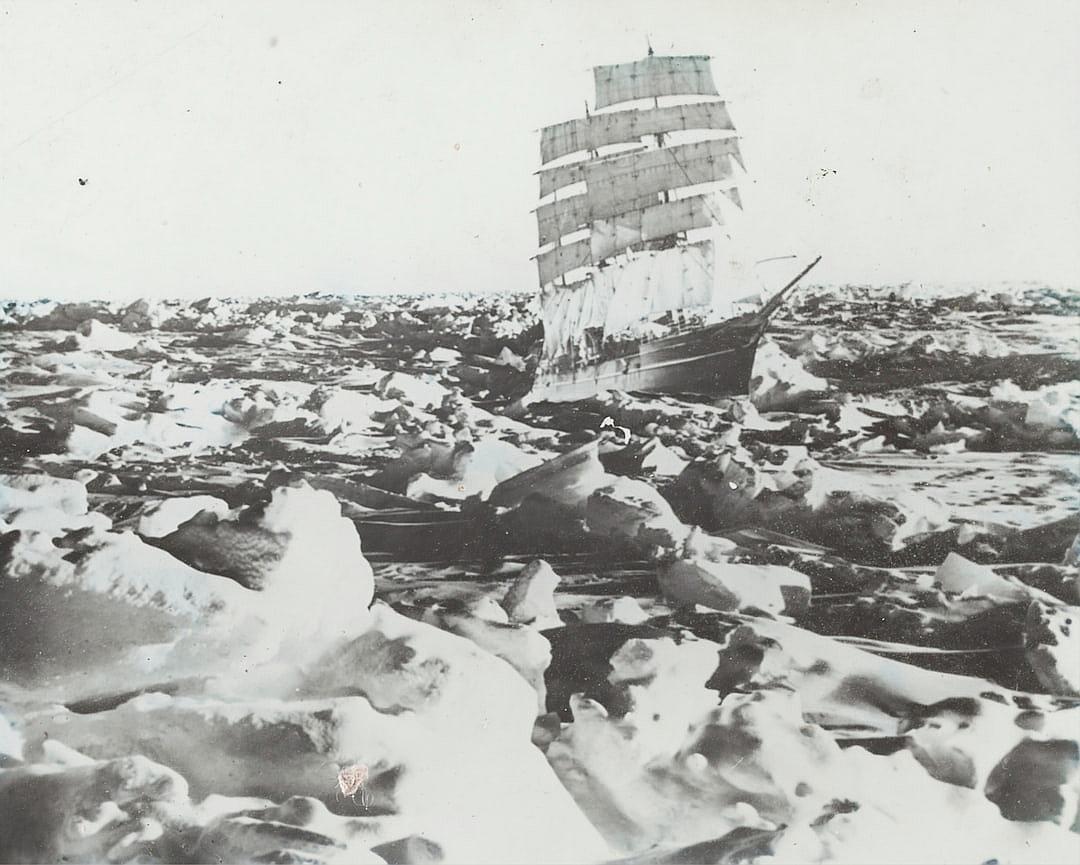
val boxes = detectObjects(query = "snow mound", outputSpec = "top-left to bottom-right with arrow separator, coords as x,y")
375,371 -> 449,410
154,482 -> 374,615
991,379 -> 1080,434
72,319 -> 140,352
750,339 -> 828,411
137,495 -> 230,538
18,605 -> 608,864
586,475 -> 690,553
580,596 -> 650,625
405,438 -> 544,502
501,559 -> 563,629
660,557 -> 810,616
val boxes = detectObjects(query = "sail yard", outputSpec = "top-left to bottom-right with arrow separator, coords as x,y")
534,54 -> 746,365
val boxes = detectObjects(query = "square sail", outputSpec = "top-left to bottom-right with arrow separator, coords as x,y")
593,55 -> 718,110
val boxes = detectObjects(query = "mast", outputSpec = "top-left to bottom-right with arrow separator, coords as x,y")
648,39 -> 667,155
655,96 -> 669,205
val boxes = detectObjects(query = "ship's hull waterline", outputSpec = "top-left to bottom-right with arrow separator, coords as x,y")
528,315 -> 767,403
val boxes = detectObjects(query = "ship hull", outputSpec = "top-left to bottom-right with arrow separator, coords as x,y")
529,315 -> 768,403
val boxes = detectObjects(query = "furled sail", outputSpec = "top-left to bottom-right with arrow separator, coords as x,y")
540,101 -> 735,164
593,55 -> 718,110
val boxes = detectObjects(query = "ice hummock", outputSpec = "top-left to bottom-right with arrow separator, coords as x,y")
1,284 -> 1078,863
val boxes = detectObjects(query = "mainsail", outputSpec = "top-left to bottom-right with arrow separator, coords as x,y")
540,278 -> 611,360
598,240 -> 715,335
534,54 -> 747,364
539,241 -> 716,360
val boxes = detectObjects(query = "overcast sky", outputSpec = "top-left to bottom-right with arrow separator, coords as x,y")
2,0 -> 1078,300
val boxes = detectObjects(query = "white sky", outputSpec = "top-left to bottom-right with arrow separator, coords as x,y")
1,0 -> 1078,300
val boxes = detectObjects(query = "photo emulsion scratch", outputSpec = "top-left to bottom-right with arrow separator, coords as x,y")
0,1 -> 1078,863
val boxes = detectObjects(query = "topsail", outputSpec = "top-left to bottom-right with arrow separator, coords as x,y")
584,137 -> 741,221
537,136 -> 741,201
535,193 -> 723,285
593,55 -> 718,109
540,101 -> 735,164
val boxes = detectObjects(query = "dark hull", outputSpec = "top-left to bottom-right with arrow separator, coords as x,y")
528,257 -> 820,403
530,314 -> 768,403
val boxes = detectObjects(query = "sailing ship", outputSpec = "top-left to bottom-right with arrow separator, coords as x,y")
529,49 -> 820,402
